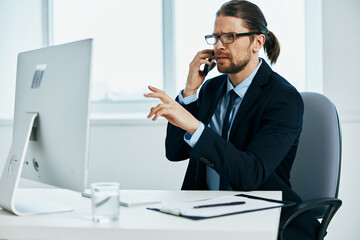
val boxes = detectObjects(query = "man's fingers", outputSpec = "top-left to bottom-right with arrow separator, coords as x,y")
147,85 -> 162,93
147,103 -> 170,120
151,108 -> 172,121
144,86 -> 172,103
198,49 -> 214,58
146,92 -> 172,103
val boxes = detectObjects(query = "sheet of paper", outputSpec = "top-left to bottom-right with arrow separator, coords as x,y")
152,195 -> 283,218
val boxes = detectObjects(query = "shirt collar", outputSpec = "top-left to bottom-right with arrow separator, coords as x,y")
226,58 -> 263,98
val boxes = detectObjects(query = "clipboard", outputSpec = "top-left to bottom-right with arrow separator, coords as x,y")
147,193 -> 294,220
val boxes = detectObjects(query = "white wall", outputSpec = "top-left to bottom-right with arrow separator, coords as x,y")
322,0 -> 360,239
0,0 -> 360,239
0,121 -> 12,175
87,119 -> 187,190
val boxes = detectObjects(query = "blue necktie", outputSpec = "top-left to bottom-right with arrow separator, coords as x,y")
220,90 -> 238,190
221,90 -> 238,140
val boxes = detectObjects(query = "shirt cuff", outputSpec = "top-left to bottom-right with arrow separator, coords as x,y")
184,122 -> 205,148
178,90 -> 197,105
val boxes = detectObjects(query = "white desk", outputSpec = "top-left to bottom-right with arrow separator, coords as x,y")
0,189 -> 281,240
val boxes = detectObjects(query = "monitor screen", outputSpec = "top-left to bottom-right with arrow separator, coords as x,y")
15,39 -> 92,192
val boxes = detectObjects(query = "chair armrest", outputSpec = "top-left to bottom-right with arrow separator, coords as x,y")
278,197 -> 342,240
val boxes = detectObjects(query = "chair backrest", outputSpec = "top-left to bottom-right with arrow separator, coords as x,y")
290,92 -> 341,206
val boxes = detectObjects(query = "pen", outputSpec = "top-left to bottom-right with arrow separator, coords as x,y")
193,201 -> 245,209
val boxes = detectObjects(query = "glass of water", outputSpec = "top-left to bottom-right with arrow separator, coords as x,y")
91,182 -> 120,222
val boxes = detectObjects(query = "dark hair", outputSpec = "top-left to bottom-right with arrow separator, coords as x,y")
216,0 -> 280,65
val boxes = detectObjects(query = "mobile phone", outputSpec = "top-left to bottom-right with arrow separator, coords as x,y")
201,53 -> 215,78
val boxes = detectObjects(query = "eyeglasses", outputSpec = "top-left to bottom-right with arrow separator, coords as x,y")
205,32 -> 262,45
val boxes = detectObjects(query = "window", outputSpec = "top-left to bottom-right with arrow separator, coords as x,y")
52,0 -> 163,113
50,0 -> 307,114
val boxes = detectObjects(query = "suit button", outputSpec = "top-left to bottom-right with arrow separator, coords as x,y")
200,157 -> 214,167
200,157 -> 210,164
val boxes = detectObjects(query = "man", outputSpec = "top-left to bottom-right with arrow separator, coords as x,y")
145,0 -> 319,239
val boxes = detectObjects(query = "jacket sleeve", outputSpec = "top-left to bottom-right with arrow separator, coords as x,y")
165,97 -> 198,161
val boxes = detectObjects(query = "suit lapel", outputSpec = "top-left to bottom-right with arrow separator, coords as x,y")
198,75 -> 227,124
229,60 -> 273,139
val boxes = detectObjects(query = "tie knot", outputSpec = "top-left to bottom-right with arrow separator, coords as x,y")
228,89 -> 238,104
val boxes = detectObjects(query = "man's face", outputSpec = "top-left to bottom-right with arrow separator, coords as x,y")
213,15 -> 254,74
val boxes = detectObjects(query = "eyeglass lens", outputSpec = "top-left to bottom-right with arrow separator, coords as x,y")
206,33 -> 235,45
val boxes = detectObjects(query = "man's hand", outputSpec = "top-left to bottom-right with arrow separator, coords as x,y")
144,86 -> 200,135
183,49 -> 215,97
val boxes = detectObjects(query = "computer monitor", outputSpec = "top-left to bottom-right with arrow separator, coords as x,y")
0,39 -> 92,215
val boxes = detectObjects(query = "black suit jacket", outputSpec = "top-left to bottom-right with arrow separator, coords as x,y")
166,60 -> 304,203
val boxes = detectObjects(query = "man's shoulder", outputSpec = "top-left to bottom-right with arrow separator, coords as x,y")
268,71 -> 300,96
256,60 -> 299,96
263,72 -> 304,111
254,62 -> 302,106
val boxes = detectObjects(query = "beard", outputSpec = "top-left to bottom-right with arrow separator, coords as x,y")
216,49 -> 251,74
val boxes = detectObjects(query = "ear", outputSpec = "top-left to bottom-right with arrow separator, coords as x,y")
252,34 -> 265,53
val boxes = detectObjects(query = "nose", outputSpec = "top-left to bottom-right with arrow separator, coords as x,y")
214,39 -> 225,52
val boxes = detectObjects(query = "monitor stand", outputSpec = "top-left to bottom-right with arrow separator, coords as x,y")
0,112 -> 73,216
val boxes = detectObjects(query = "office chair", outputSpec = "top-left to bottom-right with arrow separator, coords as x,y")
278,92 -> 342,240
